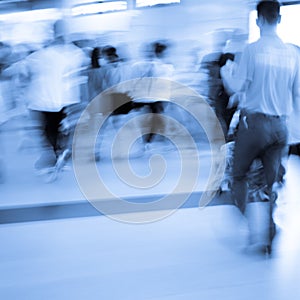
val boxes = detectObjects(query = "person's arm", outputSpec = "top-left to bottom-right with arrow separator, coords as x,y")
221,47 -> 253,111
220,58 -> 249,94
220,60 -> 239,95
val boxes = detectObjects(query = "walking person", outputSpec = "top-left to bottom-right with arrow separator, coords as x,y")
130,41 -> 175,147
20,19 -> 87,178
221,0 -> 300,255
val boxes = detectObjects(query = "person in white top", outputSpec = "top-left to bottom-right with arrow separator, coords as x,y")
21,19 -> 87,170
221,1 -> 300,255
130,41 -> 174,145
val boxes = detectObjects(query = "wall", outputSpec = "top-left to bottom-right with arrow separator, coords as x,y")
67,0 -> 251,62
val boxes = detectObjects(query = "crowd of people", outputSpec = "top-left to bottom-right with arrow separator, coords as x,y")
0,1 -> 300,256
0,21 -> 201,175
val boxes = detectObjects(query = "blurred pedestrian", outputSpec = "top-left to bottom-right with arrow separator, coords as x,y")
200,30 -> 230,138
20,19 -> 87,175
218,52 -> 237,138
130,40 -> 175,146
84,47 -> 103,103
99,45 -> 134,116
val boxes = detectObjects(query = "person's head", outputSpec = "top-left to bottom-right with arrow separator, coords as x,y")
256,1 -> 281,28
101,45 -> 119,63
153,42 -> 167,58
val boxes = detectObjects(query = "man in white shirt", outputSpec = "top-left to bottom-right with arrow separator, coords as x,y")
221,0 -> 300,255
23,20 -> 87,171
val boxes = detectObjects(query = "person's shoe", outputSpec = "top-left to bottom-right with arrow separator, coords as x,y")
245,243 -> 272,258
245,201 -> 274,257
55,149 -> 71,171
34,150 -> 57,170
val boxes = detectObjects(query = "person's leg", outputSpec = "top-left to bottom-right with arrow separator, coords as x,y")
44,110 -> 65,155
56,108 -> 70,157
260,120 -> 288,248
260,144 -> 283,247
215,106 -> 228,138
289,143 -> 300,156
261,145 -> 284,191
33,111 -> 57,170
144,102 -> 156,144
232,116 -> 261,214
277,145 -> 289,185
261,118 -> 287,192
150,101 -> 166,142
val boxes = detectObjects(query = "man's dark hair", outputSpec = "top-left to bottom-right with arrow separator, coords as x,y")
101,45 -> 119,62
153,42 -> 167,58
257,1 -> 281,25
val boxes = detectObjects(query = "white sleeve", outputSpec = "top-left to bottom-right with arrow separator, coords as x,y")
220,60 -> 244,94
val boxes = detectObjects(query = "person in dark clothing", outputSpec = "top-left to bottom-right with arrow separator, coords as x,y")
201,49 -> 237,139
218,52 -> 237,137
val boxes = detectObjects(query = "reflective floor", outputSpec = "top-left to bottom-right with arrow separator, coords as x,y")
1,116 -> 300,299
0,172 -> 300,300
0,112 -> 212,208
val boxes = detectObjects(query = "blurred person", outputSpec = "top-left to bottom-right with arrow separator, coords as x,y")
200,29 -> 230,137
217,52 -> 237,138
201,29 -> 247,139
1,44 -> 35,120
18,19 -> 87,175
130,40 -> 175,146
221,1 -> 300,255
84,47 -> 103,103
115,42 -> 132,63
81,46 -> 106,161
101,45 -> 125,89
100,45 -> 134,115
86,45 -> 136,160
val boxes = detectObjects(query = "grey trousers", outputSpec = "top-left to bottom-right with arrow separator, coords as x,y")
232,111 -> 287,214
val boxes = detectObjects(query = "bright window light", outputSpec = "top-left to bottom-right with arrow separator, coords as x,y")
72,1 -> 127,16
136,0 -> 180,8
249,4 -> 300,46
0,8 -> 62,22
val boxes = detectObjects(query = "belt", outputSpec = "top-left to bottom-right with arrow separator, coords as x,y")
241,110 -> 285,120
